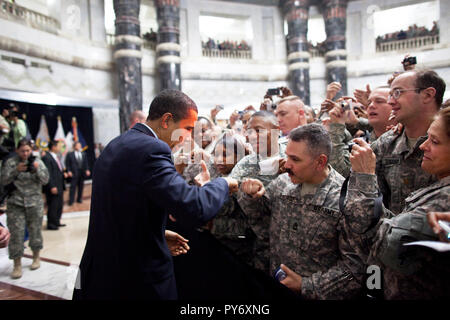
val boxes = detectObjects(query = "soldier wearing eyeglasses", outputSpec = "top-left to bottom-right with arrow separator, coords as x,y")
346,70 -> 446,263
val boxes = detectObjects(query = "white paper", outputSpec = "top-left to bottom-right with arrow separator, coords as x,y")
259,157 -> 279,175
404,241 -> 450,252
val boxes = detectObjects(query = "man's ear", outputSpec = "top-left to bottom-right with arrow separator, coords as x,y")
421,87 -> 436,105
298,108 -> 305,116
315,154 -> 328,171
160,113 -> 173,129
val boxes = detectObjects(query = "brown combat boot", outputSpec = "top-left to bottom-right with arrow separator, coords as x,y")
30,250 -> 40,270
11,258 -> 22,279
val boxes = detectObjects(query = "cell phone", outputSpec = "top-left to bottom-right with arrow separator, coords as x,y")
273,266 -> 286,282
438,221 -> 450,239
266,88 -> 280,96
341,100 -> 352,111
215,105 -> 224,111
402,56 -> 417,66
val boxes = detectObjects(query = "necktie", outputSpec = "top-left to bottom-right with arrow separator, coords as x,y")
56,156 -> 62,171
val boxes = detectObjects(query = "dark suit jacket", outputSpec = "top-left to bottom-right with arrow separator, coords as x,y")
65,151 -> 89,178
74,123 -> 229,300
42,152 -> 65,194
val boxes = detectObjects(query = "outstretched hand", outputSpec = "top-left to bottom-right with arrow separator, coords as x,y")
353,84 -> 371,108
194,160 -> 210,186
326,82 -> 342,100
241,178 -> 265,198
165,230 -> 190,256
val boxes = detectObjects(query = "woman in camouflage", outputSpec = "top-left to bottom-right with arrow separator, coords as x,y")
345,106 -> 450,299
2,138 -> 49,279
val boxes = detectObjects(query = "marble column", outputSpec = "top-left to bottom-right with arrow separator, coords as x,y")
322,0 -> 348,99
113,0 -> 143,133
281,0 -> 310,105
154,0 -> 181,91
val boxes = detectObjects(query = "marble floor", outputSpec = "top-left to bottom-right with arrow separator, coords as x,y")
0,184 -> 91,300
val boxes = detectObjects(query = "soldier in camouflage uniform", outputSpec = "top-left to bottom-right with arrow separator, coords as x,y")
181,135 -> 255,265
328,87 -> 394,178
371,70 -> 445,215
343,106 -> 450,298
230,111 -> 286,273
238,124 -> 363,299
1,139 -> 49,279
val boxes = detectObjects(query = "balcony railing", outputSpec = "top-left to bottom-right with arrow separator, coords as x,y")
202,48 -> 252,59
0,0 -> 60,34
376,34 -> 440,53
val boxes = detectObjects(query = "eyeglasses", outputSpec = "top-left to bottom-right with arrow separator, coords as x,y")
388,88 -> 424,100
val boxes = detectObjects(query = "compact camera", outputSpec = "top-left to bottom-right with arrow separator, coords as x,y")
26,155 -> 36,172
402,56 -> 417,67
266,88 -> 280,96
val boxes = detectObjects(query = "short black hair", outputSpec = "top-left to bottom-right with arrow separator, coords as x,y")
147,89 -> 198,122
17,138 -> 33,149
413,70 -> 446,107
48,140 -> 59,150
215,135 -> 247,160
289,123 -> 332,162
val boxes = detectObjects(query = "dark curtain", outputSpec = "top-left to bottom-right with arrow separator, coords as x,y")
0,99 -> 95,171
167,220 -> 299,300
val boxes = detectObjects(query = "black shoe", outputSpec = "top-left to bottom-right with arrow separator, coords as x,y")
77,200 -> 83,204
47,225 -> 59,230
58,224 -> 66,227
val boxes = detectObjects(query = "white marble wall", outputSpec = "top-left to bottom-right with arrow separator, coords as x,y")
0,0 -> 449,147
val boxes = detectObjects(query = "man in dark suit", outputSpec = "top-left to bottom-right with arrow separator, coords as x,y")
73,90 -> 238,300
42,140 -> 66,230
65,141 -> 90,205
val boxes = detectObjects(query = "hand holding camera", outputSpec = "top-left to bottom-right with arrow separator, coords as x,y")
17,162 -> 28,172
17,155 -> 37,173
402,54 -> 417,71
349,138 -> 376,175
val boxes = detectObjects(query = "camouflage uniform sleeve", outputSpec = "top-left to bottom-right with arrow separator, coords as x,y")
344,172 -> 394,235
1,158 -> 19,185
34,159 -> 49,185
216,193 -> 237,217
370,137 -> 391,208
329,123 -> 351,178
230,158 -> 248,183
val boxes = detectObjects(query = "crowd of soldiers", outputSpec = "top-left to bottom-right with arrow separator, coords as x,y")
171,57 -> 450,299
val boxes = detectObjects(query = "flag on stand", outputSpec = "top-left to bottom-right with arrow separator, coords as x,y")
54,116 -> 67,168
35,115 -> 50,151
71,117 -> 88,151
